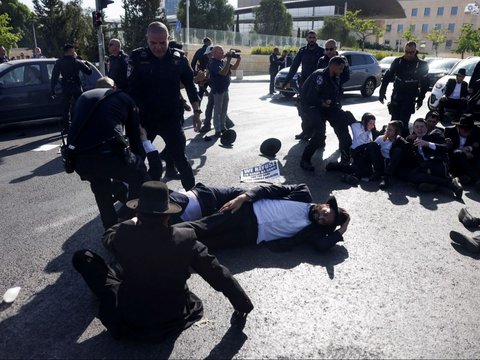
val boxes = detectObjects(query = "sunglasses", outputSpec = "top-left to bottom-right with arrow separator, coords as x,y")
326,47 -> 335,51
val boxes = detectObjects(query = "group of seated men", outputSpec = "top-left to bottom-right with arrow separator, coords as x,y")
330,110 -> 479,200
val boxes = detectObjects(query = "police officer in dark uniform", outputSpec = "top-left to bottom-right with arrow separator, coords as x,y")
379,41 -> 429,136
51,44 -> 92,133
299,56 -> 352,172
128,22 -> 201,191
107,38 -> 129,90
68,77 -> 150,230
269,47 -> 281,94
190,37 -> 212,104
281,31 -> 324,140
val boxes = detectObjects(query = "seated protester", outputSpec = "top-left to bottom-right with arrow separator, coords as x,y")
405,118 -> 463,198
424,110 -> 444,136
341,112 -> 382,186
373,120 -> 412,189
438,68 -> 468,121
444,113 -> 480,188
174,183 -> 350,253
73,181 -> 253,342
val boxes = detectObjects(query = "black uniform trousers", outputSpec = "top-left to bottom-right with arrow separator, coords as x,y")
74,148 -> 150,229
301,106 -> 352,162
61,84 -> 83,132
145,119 -> 195,191
269,70 -> 278,94
389,95 -> 415,137
174,202 -> 258,250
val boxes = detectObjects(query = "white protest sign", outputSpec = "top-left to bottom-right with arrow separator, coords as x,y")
240,160 -> 280,183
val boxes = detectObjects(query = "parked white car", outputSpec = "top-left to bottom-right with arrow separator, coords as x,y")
428,56 -> 480,110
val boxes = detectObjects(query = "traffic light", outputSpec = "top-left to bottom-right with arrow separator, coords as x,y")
92,11 -> 102,28
98,0 -> 114,10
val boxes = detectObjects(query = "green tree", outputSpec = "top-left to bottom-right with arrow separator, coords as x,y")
426,28 -> 447,56
320,16 -> 350,45
122,0 -> 166,51
342,10 -> 383,51
33,0 -> 66,57
63,1 -> 97,60
454,23 -> 480,59
0,0 -> 32,48
0,14 -> 21,51
402,25 -> 419,43
253,0 -> 292,36
176,0 -> 234,31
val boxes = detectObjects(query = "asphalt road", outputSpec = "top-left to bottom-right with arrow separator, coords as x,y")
1,78 -> 480,359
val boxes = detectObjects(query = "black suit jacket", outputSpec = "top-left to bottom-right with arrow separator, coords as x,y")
444,78 -> 468,98
444,126 -> 480,158
102,221 -> 252,341
408,131 -> 448,163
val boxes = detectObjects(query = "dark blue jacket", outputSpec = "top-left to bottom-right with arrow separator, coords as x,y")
284,43 -> 324,86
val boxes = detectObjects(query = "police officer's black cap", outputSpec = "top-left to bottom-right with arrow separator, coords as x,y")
220,129 -> 237,146
260,138 -> 281,157
63,44 -> 74,52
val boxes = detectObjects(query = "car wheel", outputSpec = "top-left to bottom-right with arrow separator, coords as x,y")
361,78 -> 376,97
280,91 -> 295,98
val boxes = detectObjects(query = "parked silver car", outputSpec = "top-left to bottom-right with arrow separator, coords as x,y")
274,50 -> 382,98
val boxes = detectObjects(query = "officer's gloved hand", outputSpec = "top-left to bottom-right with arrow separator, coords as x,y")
416,99 -> 423,110
379,94 -> 386,104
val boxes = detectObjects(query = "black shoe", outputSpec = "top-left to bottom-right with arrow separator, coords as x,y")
300,159 -> 314,171
325,162 -> 341,171
418,183 -> 438,192
450,231 -> 480,253
199,123 -> 211,133
379,176 -> 389,190
449,177 -> 463,199
226,118 -> 235,129
368,171 -> 382,182
458,208 -> 480,228
342,174 -> 360,186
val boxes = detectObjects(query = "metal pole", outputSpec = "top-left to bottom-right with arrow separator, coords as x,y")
344,0 -> 348,14
95,0 -> 106,75
31,21 -> 37,49
186,0 -> 190,45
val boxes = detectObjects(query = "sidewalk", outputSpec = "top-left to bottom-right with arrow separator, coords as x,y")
231,74 -> 269,83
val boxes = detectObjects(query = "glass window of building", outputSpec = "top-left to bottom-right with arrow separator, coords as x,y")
437,7 -> 444,16
386,24 -> 392,32
446,40 -> 453,47
451,6 -> 458,15
410,24 -> 416,33
412,8 -> 418,16
435,24 -> 442,30
397,24 -> 403,33
424,8 -> 431,16
384,39 -> 390,46
448,23 -> 455,32
422,24 -> 429,32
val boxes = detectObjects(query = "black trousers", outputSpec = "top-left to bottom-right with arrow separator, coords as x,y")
449,151 -> 480,179
269,70 -> 278,94
61,84 -> 83,132
438,98 -> 467,117
144,120 -> 195,191
351,142 -> 384,177
389,96 -> 415,136
302,106 -> 352,162
74,149 -> 150,229
407,159 -> 452,186
174,202 -> 258,250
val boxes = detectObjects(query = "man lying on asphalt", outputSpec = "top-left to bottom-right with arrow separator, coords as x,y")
172,183 -> 350,252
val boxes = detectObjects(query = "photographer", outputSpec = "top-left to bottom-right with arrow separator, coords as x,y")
208,46 -> 241,136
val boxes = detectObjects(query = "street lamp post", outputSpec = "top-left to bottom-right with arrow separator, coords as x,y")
31,21 -> 37,49
186,0 -> 190,44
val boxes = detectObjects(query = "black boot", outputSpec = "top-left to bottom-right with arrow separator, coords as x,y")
458,208 -> 480,229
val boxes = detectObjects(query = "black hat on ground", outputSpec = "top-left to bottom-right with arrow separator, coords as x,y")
451,113 -> 480,128
325,196 -> 348,232
455,68 -> 467,76
260,138 -> 282,157
127,181 -> 181,214
220,129 -> 237,146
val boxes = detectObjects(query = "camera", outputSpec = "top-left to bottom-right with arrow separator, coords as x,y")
225,48 -> 241,59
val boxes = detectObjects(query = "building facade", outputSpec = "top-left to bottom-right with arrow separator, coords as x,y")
381,0 -> 480,55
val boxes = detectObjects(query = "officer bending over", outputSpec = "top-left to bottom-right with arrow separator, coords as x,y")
128,21 -> 201,191
379,41 -> 429,136
67,77 -> 150,229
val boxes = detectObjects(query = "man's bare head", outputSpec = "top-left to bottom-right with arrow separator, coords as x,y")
146,22 -> 169,58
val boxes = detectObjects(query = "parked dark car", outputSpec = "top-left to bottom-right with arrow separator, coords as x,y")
426,58 -> 460,90
274,50 -> 382,98
0,58 -> 102,125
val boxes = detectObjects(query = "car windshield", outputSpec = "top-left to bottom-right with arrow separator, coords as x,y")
429,59 -> 460,71
379,57 -> 395,65
448,57 -> 480,76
